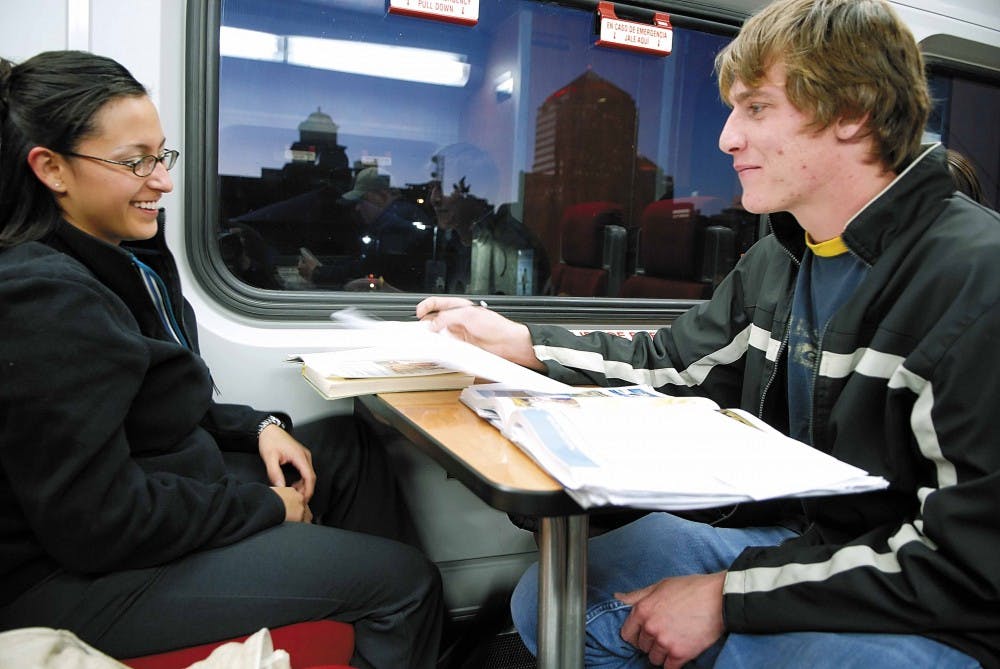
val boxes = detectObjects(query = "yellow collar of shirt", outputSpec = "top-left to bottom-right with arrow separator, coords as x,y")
805,233 -> 849,257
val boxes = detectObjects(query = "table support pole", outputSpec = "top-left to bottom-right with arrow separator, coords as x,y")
538,516 -> 567,669
537,514 -> 589,669
562,514 -> 588,666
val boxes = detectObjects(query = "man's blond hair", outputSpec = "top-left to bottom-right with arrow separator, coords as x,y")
716,0 -> 930,172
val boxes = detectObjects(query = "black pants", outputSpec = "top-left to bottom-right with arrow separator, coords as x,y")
0,415 -> 443,669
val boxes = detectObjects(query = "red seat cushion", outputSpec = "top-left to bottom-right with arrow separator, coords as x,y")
559,202 -> 622,268
637,201 -> 699,279
618,273 -> 710,299
549,263 -> 608,297
550,201 -> 623,296
120,620 -> 354,669
617,200 -> 710,298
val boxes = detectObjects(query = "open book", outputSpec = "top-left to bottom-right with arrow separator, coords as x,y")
312,309 -> 571,393
289,310 -> 570,400
292,348 -> 476,400
461,383 -> 888,510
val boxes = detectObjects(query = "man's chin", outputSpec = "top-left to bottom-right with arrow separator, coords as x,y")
738,196 -> 769,215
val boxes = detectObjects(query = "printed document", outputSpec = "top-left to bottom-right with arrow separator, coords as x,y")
328,309 -> 571,393
461,383 -> 889,510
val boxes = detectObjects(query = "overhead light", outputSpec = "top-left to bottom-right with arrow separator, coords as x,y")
288,36 -> 470,87
494,71 -> 514,98
220,27 -> 284,62
220,26 -> 470,87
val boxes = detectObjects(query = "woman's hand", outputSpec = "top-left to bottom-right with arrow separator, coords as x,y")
416,297 -> 545,371
258,424 -> 316,503
271,486 -> 313,523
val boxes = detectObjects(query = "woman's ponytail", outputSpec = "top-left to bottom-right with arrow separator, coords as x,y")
0,57 -> 13,124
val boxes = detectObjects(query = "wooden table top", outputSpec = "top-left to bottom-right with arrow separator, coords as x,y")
358,390 -> 584,516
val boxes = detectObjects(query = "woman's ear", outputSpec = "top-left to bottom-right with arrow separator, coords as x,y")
27,146 -> 68,194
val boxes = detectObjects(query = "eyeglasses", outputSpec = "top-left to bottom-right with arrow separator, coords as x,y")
64,149 -> 180,177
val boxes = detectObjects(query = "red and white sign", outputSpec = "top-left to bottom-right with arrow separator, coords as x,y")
595,2 -> 672,57
388,0 -> 479,26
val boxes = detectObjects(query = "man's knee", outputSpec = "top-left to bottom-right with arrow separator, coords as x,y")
510,564 -> 539,654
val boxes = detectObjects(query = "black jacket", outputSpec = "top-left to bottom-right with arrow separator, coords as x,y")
527,145 -> 1000,666
0,219 -> 285,606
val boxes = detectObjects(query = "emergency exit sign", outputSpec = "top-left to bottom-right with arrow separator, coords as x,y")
388,0 -> 479,26
595,1 -> 672,57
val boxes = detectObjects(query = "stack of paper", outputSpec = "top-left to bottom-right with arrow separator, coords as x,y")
292,348 -> 476,400
461,383 -> 888,510
314,310 -> 888,510
327,308 -> 571,393
291,308 -> 570,399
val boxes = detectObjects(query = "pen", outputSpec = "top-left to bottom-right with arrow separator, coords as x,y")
430,299 -> 487,313
718,408 -> 762,431
421,299 -> 489,321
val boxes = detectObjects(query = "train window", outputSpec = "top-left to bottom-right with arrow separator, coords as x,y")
197,0 -> 749,318
926,69 -> 999,210
194,1 -> 999,321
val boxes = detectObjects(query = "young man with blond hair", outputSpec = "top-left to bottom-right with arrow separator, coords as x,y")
418,0 -> 1000,666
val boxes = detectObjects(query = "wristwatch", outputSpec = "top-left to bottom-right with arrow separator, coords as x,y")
256,414 -> 286,437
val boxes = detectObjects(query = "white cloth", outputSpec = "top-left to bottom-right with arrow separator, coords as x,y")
0,627 -> 290,669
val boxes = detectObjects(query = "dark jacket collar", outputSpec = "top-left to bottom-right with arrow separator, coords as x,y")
770,144 -> 953,265
45,215 -> 187,343
47,220 -> 150,312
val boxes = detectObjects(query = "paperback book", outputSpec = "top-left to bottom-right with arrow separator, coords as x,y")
292,348 -> 476,400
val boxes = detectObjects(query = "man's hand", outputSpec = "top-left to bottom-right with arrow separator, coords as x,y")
258,423 -> 316,503
415,297 -> 545,371
617,572 -> 727,668
297,250 -> 319,281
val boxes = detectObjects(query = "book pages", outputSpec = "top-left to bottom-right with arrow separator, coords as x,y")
461,383 -> 888,510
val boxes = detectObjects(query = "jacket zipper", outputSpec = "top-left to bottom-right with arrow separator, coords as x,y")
807,320 -> 831,447
758,321 -> 789,418
758,241 -> 800,418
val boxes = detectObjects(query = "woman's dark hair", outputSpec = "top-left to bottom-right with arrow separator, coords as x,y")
0,50 -> 147,247
946,148 -> 987,206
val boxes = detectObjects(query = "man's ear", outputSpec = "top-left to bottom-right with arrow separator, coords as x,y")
27,146 -> 68,193
834,113 -> 870,142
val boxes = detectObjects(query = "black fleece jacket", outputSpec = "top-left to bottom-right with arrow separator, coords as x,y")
0,220 -> 285,606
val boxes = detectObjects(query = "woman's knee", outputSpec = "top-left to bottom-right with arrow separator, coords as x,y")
245,524 -> 438,598
391,542 -> 442,602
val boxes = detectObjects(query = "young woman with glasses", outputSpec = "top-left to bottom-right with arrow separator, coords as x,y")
0,50 -> 442,669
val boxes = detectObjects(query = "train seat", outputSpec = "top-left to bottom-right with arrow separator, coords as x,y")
548,201 -> 626,297
120,620 -> 355,669
619,200 -> 712,299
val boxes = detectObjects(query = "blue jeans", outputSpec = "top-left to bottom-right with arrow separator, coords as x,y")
510,512 -> 980,668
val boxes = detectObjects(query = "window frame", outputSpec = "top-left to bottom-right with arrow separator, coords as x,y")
184,0 -> 749,327
923,57 -> 1000,212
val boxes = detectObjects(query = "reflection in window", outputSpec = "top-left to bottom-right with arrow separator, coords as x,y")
217,0 -> 754,299
926,71 -> 999,210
